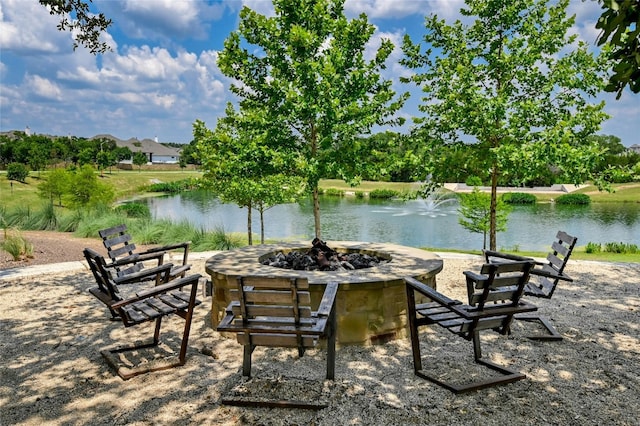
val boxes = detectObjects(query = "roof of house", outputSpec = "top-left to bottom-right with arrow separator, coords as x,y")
91,134 -> 180,157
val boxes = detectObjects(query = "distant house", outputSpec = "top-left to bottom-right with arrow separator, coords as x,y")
629,144 -> 640,155
92,134 -> 181,164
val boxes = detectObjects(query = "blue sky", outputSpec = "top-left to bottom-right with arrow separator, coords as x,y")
1,0 -> 638,146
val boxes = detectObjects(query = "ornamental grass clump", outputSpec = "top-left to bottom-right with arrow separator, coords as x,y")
1,231 -> 34,261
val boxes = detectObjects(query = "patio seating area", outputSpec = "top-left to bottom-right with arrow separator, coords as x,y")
1,253 -> 638,425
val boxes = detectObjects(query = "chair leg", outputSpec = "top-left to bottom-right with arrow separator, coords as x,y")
178,282 -> 199,364
415,330 -> 526,394
242,344 -> 253,377
326,307 -> 337,380
516,313 -> 563,341
405,287 -> 423,373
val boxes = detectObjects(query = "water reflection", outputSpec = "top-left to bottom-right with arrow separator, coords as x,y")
144,191 -> 640,251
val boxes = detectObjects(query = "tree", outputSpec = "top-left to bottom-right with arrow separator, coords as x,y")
132,151 -> 148,171
7,163 -> 29,183
38,168 -> 70,206
401,0 -> 610,250
596,0 -> 640,98
458,187 -> 510,250
217,0 -> 407,238
39,0 -> 112,54
65,165 -> 114,208
195,107 -> 305,245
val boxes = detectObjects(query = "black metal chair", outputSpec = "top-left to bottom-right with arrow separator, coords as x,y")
404,261 -> 537,393
484,230 -> 577,340
98,223 -> 191,281
83,247 -> 201,379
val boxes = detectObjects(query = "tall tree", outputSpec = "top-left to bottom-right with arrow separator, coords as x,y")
39,0 -> 112,54
195,106 -> 305,245
402,0 -> 610,250
596,0 -> 640,98
217,0 -> 406,238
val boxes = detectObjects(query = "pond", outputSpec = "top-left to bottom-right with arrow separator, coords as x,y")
143,191 -> 640,252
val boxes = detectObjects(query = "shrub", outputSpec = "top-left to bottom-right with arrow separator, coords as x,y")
324,188 -> 345,197
502,192 -> 537,204
603,242 -> 638,254
7,163 -> 29,182
369,189 -> 399,199
555,193 -> 591,205
115,202 -> 151,218
1,231 -> 33,260
585,242 -> 601,253
465,176 -> 483,187
355,191 -> 365,198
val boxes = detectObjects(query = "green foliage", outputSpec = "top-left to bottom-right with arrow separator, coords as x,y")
603,241 -> 638,254
585,242 -> 602,254
401,0 -> 609,249
555,193 -> 591,205
37,168 -> 70,206
114,203 -> 151,218
355,191 -> 365,199
465,176 -> 483,187
595,0 -> 640,98
132,152 -> 148,170
369,189 -> 400,199
502,192 -> 537,204
458,188 -> 511,250
324,188 -> 345,197
7,162 -> 29,182
39,0 -> 112,54
216,0 -> 407,238
1,230 -> 34,260
65,165 -> 115,208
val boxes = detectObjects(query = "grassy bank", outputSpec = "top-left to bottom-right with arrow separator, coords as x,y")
1,172 -> 639,262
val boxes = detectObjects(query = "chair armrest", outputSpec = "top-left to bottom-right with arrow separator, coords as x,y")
483,249 -> 534,263
108,251 -> 166,267
111,274 -> 201,309
530,265 -> 573,282
140,241 -> 191,265
316,281 -> 339,318
404,276 -> 461,307
113,263 -> 174,285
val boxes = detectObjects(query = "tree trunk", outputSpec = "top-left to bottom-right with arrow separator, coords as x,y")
313,186 -> 321,239
489,165 -> 498,251
259,204 -> 265,244
247,204 -> 253,245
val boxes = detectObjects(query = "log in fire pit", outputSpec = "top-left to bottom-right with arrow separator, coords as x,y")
205,241 -> 443,345
262,238 -> 388,271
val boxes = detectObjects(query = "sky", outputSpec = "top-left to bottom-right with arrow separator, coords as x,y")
1,0 -> 638,146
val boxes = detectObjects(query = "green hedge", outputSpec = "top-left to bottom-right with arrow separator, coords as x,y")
369,189 -> 399,199
555,193 -> 591,205
502,192 -> 537,204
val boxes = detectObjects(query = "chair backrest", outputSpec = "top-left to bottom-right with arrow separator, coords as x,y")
464,261 -> 534,333
230,276 -> 312,323
98,224 -> 143,276
226,276 -> 319,348
83,247 -> 122,303
530,230 -> 577,298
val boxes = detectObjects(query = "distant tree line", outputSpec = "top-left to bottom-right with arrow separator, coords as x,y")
0,132 -> 132,175
348,132 -> 640,187
2,131 -> 638,187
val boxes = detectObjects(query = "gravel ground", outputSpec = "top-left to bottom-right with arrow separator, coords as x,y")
1,234 -> 639,425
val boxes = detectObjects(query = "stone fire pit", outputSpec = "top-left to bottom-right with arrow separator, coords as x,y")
205,241 -> 443,346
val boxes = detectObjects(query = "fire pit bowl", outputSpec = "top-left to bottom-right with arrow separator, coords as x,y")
205,241 -> 443,346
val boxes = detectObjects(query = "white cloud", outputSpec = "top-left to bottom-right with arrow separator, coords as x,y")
0,0 -> 68,53
25,75 -> 62,100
